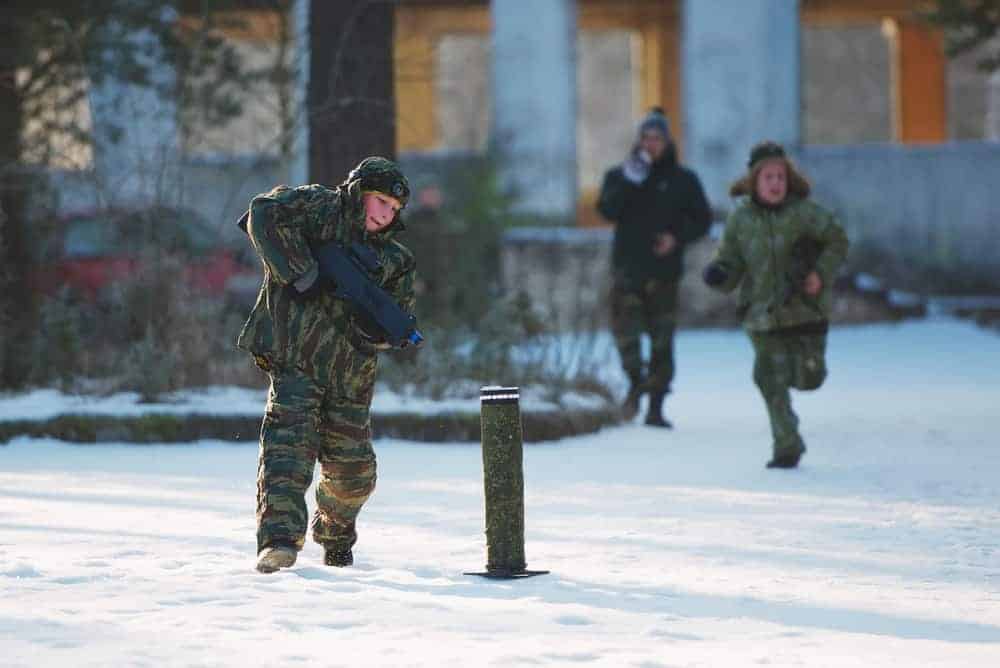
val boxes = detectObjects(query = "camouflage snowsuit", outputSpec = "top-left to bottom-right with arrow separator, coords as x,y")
237,181 -> 415,554
708,196 -> 848,459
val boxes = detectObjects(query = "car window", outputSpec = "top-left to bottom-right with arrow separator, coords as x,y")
116,208 -> 217,255
63,216 -> 114,258
172,209 -> 216,253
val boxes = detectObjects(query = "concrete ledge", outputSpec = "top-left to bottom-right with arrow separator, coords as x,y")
0,408 -> 622,445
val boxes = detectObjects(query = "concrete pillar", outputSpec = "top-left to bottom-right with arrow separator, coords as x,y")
682,0 -> 800,208
987,71 -> 1000,141
491,0 -> 577,222
89,27 -> 180,207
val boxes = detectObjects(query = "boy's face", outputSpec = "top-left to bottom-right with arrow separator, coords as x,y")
363,192 -> 402,233
755,159 -> 787,205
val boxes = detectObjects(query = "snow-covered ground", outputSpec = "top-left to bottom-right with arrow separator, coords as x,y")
2,319 -> 999,667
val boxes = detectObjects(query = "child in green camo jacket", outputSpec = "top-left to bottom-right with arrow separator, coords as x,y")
703,141 -> 848,469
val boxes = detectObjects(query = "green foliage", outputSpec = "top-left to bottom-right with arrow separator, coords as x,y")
401,158 -> 513,330
29,249 -> 263,399
119,329 -> 178,403
33,287 -> 85,390
381,156 -> 616,405
922,0 -> 1000,71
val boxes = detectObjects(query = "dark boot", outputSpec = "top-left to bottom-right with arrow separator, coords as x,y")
622,374 -> 645,420
644,391 -> 673,429
766,450 -> 803,469
324,548 -> 354,567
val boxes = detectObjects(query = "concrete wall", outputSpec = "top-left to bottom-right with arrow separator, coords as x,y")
500,226 -> 732,331
501,227 -> 612,331
793,142 -> 1000,291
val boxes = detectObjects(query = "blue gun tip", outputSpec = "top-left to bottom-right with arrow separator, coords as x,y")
408,330 -> 424,347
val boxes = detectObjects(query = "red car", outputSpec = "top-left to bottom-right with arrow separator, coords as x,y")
39,206 -> 260,302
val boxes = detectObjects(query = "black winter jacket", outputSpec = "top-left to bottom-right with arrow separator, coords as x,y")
597,150 -> 712,286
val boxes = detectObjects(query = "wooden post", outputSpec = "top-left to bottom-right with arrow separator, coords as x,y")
467,386 -> 547,579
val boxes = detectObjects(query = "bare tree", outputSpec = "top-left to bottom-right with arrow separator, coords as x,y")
923,0 -> 1000,72
0,1 -> 271,388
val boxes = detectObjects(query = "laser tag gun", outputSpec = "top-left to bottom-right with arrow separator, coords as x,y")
783,236 -> 824,305
313,240 -> 425,349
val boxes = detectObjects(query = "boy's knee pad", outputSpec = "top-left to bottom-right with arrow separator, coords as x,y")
793,353 -> 827,391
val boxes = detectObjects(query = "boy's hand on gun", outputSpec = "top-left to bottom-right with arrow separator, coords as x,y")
702,261 -> 729,287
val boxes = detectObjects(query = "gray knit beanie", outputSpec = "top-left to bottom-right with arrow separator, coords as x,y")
638,106 -> 670,139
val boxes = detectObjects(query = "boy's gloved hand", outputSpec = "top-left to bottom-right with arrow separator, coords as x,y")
702,262 -> 730,287
622,148 -> 652,184
291,264 -> 327,299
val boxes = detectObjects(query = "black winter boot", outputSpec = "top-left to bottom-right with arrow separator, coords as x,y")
324,548 -> 354,567
766,452 -> 802,469
622,374 -> 645,420
644,391 -> 673,429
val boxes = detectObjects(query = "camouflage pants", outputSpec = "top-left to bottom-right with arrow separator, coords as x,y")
611,276 -> 679,393
749,330 -> 828,458
256,367 -> 377,554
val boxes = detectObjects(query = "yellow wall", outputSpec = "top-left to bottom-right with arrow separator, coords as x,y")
394,0 -> 679,155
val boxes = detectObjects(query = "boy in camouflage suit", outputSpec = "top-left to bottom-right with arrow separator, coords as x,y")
237,157 -> 416,573
703,142 -> 848,469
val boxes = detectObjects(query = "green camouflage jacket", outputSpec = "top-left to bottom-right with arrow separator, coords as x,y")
237,181 -> 415,402
709,196 -> 848,332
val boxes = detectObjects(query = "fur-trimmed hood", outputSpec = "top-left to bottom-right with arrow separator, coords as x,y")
729,155 -> 811,201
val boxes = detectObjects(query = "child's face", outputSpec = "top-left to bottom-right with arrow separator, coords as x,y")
363,192 -> 402,233
755,159 -> 787,205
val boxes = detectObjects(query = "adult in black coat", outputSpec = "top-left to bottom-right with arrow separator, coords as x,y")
597,107 -> 711,427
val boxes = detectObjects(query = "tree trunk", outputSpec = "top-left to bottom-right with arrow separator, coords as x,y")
0,11 -> 33,389
308,0 -> 396,186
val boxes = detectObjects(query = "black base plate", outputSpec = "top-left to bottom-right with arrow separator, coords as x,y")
464,569 -> 550,579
